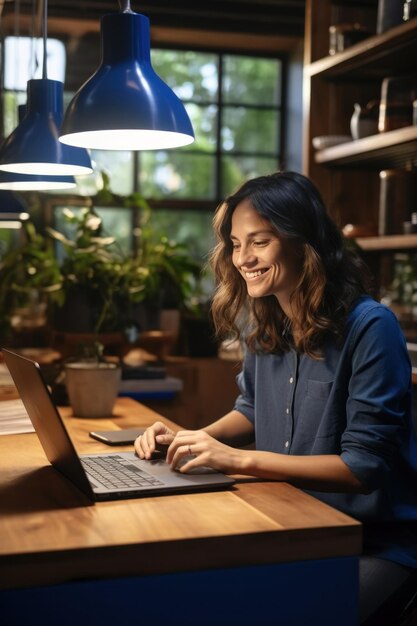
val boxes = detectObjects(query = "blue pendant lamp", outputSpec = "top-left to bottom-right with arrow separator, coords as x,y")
0,1 -> 92,176
0,170 -> 76,191
0,190 -> 30,228
59,0 -> 194,151
0,106 -> 76,190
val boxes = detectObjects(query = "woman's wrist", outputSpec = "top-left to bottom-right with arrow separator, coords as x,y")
233,448 -> 255,474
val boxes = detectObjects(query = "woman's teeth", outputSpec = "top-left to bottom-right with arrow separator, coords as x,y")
246,269 -> 265,278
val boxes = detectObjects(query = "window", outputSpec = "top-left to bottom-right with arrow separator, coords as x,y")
88,49 -> 284,267
3,36 -> 66,91
2,36 -> 66,136
1,42 -> 285,281
89,50 -> 284,203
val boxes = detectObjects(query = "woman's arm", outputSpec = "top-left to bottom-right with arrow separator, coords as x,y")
166,430 -> 367,492
135,411 -> 365,492
240,450 -> 367,492
203,410 -> 255,447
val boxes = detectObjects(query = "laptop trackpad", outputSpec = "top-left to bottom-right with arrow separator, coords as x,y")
174,455 -> 218,474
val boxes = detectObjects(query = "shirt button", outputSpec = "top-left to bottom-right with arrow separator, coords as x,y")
286,408 -> 289,414
285,441 -> 289,448
289,377 -> 294,383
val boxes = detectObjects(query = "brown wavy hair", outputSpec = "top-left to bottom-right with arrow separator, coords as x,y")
210,171 -> 371,358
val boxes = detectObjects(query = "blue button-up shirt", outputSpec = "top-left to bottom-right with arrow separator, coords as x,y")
234,296 -> 417,568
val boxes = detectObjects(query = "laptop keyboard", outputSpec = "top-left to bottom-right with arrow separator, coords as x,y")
81,455 -> 165,490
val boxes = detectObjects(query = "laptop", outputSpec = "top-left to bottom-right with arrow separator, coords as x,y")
2,348 -> 235,501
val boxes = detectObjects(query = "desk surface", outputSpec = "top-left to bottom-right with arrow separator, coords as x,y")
0,397 -> 361,590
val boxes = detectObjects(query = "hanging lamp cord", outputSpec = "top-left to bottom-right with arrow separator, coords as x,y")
30,0 -> 37,78
119,0 -> 132,13
41,0 -> 47,79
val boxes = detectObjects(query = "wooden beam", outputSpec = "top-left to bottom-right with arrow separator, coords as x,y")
0,14 -> 301,53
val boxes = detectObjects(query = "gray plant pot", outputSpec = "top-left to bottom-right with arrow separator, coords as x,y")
65,362 -> 121,418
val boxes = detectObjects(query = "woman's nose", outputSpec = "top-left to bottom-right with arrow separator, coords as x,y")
236,245 -> 256,267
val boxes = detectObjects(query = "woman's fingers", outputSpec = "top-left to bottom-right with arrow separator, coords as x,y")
166,430 -> 212,467
166,430 -> 196,464
166,430 -> 242,474
134,422 -> 174,459
169,444 -> 195,471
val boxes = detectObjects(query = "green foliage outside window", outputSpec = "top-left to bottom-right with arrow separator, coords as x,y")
1,48 -> 283,298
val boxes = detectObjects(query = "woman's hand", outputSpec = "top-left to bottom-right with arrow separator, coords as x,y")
166,429 -> 246,474
134,421 -> 175,459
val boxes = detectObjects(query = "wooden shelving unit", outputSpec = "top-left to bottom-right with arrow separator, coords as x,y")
306,18 -> 417,80
303,1 -> 417,257
315,126 -> 417,169
357,234 -> 417,251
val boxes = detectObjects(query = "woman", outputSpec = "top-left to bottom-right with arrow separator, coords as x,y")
135,171 -> 417,624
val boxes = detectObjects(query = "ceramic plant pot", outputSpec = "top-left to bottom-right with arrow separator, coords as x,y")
65,361 -> 121,418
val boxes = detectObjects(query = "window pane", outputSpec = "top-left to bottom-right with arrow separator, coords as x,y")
87,150 -> 134,196
223,56 -> 281,106
0,227 -> 21,260
4,37 -> 66,90
147,209 -> 215,301
94,207 -> 134,253
222,107 -> 279,154
139,152 -> 216,199
54,205 -> 133,257
221,156 -> 279,197
3,91 -> 26,137
148,209 -> 215,262
183,103 -> 217,153
151,50 -> 218,103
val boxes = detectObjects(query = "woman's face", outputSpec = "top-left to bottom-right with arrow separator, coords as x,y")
230,198 -> 303,314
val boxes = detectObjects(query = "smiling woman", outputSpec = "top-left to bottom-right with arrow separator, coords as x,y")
210,171 -> 366,357
136,170 -> 417,626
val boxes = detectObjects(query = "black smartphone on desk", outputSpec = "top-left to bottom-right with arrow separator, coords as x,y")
89,428 -> 145,445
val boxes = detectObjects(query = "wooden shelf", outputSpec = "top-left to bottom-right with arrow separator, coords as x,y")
306,18 -> 417,80
314,126 -> 417,169
356,234 -> 417,251
304,0 -> 417,301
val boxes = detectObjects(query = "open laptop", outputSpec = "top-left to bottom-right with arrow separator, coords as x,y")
2,348 -> 235,501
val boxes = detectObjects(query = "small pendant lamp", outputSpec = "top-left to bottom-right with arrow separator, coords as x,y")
0,171 -> 76,191
0,105 -> 76,190
0,190 -> 30,221
59,0 -> 194,151
0,0 -> 92,176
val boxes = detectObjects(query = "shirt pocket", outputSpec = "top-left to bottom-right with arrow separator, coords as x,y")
306,379 -> 333,399
296,379 -> 335,443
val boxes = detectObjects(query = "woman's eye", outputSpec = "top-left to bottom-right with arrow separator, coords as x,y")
253,240 -> 268,247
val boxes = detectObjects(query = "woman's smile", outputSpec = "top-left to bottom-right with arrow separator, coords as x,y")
245,267 -> 270,279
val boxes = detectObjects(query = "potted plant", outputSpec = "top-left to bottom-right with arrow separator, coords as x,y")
0,180 -> 206,361
0,221 -> 63,343
47,206 -> 149,344
48,200 -> 204,352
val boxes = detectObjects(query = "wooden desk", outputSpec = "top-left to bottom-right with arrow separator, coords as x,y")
0,397 -> 361,625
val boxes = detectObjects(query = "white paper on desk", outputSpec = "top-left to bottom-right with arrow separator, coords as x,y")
0,398 -> 34,435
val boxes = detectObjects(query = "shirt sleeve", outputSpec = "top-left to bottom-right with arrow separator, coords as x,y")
341,304 -> 412,491
233,351 -> 256,423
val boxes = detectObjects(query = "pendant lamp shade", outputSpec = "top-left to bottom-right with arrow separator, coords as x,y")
0,171 -> 76,191
0,190 -> 29,228
0,189 -> 29,218
0,104 -> 76,190
59,10 -> 194,151
0,79 -> 93,176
